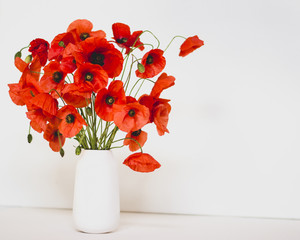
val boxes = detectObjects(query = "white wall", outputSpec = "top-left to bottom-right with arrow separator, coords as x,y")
1,0 -> 300,219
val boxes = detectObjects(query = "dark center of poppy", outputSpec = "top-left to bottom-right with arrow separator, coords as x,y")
80,32 -> 90,41
52,71 -> 63,83
116,38 -> 128,44
128,109 -> 136,117
132,129 -> 141,136
66,114 -> 75,123
146,55 -> 154,65
105,96 -> 115,105
85,72 -> 94,82
90,52 -> 105,66
54,130 -> 62,137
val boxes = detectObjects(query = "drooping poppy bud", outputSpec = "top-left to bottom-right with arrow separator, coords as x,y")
27,134 -> 33,143
60,148 -> 65,157
75,146 -> 82,155
86,107 -> 93,116
14,51 -> 22,59
137,62 -> 145,73
25,55 -> 32,63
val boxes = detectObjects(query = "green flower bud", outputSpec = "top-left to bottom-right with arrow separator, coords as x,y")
27,134 -> 33,143
60,148 -> 65,157
25,55 -> 32,64
137,63 -> 145,73
58,41 -> 65,47
86,107 -> 93,116
75,146 -> 82,155
14,51 -> 22,59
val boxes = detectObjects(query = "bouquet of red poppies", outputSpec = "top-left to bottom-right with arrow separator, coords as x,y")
8,19 -> 204,172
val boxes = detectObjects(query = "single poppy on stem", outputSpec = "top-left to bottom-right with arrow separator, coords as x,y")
135,49 -> 166,79
61,83 -> 92,108
113,101 -> 150,132
43,118 -> 65,152
112,23 -> 144,54
73,37 -> 124,78
40,61 -> 67,98
74,62 -> 108,93
57,105 -> 87,138
179,35 -> 204,57
67,19 -> 106,43
94,80 -> 126,121
48,32 -> 76,61
29,38 -> 49,66
124,129 -> 148,152
123,152 -> 161,172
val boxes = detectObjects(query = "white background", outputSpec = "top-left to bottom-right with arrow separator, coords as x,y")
1,0 -> 300,219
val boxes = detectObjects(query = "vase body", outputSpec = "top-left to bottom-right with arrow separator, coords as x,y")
73,150 -> 120,233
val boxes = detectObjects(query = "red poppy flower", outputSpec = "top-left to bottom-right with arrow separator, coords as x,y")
62,83 -> 92,108
48,32 -> 76,61
152,101 -> 171,136
113,102 -> 150,132
112,23 -> 144,54
30,93 -> 58,117
150,73 -> 175,98
126,96 -> 137,104
94,80 -> 126,121
139,95 -> 171,136
40,61 -> 67,98
57,105 -> 87,138
8,83 -> 41,112
8,83 -> 25,106
135,49 -> 166,79
67,19 -> 106,43
123,153 -> 161,172
18,85 -> 42,111
26,109 -> 48,133
74,62 -> 108,93
25,93 -> 58,133
124,129 -> 148,152
15,57 -> 42,88
73,37 -> 123,78
179,35 -> 204,57
29,38 -> 49,66
43,118 -> 65,152
59,43 -> 78,73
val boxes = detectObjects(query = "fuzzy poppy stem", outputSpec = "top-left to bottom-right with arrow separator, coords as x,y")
164,35 -> 186,52
112,137 -> 143,153
129,78 -> 155,96
49,88 -> 66,105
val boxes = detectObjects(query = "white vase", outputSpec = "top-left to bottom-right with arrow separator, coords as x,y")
73,150 -> 120,233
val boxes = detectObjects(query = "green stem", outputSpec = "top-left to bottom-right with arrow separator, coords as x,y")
129,78 -> 155,96
164,35 -> 186,52
105,126 -> 119,150
49,89 -> 66,105
134,79 -> 145,98
143,30 -> 160,48
112,137 -> 143,153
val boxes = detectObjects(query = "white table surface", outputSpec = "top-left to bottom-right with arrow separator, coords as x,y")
1,207 -> 300,240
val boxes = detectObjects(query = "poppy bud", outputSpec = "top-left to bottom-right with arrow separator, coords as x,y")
14,51 -> 22,59
86,107 -> 93,116
58,41 -> 65,48
60,148 -> 65,157
25,55 -> 32,63
75,146 -> 82,155
27,134 -> 33,143
137,63 -> 145,73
